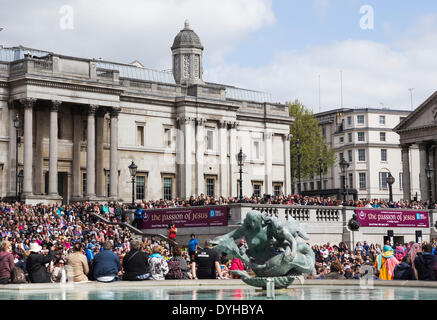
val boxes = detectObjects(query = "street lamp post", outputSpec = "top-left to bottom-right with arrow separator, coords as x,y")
13,114 -> 21,202
17,170 -> 23,202
236,148 -> 247,202
426,163 -> 435,208
295,139 -> 302,195
386,172 -> 395,203
128,160 -> 138,207
318,157 -> 323,197
339,158 -> 350,202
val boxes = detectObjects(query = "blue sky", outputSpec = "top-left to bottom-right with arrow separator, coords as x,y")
226,0 -> 437,67
1,0 -> 437,111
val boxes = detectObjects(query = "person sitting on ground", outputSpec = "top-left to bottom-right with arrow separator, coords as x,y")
166,245 -> 190,280
51,258 -> 66,283
26,242 -> 56,283
414,243 -> 437,281
321,260 -> 346,280
147,245 -> 169,280
0,240 -> 15,284
122,240 -> 149,281
66,243 -> 89,282
393,255 -> 417,280
92,240 -> 121,282
374,245 -> 400,280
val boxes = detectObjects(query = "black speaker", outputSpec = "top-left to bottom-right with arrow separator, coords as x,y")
416,230 -> 423,244
387,230 -> 394,237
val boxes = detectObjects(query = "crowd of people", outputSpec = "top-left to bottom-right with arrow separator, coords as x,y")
106,194 -> 433,211
309,240 -> 437,281
1,198 -> 437,285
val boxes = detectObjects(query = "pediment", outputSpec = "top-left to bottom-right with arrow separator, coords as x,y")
395,91 -> 437,132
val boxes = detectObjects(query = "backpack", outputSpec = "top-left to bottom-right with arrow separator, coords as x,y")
165,258 -> 184,280
11,267 -> 27,284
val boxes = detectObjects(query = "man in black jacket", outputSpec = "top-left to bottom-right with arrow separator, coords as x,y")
414,244 -> 437,281
122,240 -> 149,280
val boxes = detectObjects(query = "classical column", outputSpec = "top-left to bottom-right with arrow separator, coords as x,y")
283,134 -> 292,196
86,105 -> 97,198
219,120 -> 228,197
264,130 -> 273,195
95,108 -> 106,197
8,101 -> 17,196
72,111 -> 82,198
48,100 -> 61,196
20,98 -> 36,197
195,118 -> 206,196
229,122 -> 239,197
401,144 -> 411,201
419,143 -> 429,201
109,107 -> 120,199
176,117 -> 194,199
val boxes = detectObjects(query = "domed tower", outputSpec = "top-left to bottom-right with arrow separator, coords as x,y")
171,20 -> 204,85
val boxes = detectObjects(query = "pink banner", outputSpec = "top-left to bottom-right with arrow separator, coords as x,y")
140,206 -> 229,229
355,209 -> 429,228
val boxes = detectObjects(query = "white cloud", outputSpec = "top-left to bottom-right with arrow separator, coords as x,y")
206,13 -> 437,112
0,0 -> 275,68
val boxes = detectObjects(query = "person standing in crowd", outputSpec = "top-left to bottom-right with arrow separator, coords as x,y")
26,242 -> 56,283
395,243 -> 406,262
191,240 -> 225,280
167,223 -> 177,250
0,240 -> 15,284
414,244 -> 437,281
92,240 -> 121,282
147,245 -> 169,280
51,258 -> 66,283
66,243 -> 89,282
393,256 -> 417,280
321,260 -> 346,280
374,245 -> 400,280
122,240 -> 149,281
408,243 -> 422,279
188,234 -> 198,261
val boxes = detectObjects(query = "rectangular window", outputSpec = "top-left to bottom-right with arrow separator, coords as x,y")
399,172 -> 403,190
254,141 -> 260,159
82,173 -> 87,195
323,180 -> 328,190
164,128 -> 171,147
253,184 -> 262,197
357,115 -> 365,124
358,149 -> 366,162
348,150 -> 353,162
349,173 -> 353,189
206,178 -> 215,197
379,115 -> 386,125
274,185 -> 282,196
207,130 -> 214,151
381,149 -> 387,162
57,117 -> 62,139
137,125 -> 145,146
379,172 -> 388,190
82,120 -> 87,141
310,182 -> 314,191
359,173 -> 366,190
357,132 -> 365,142
348,133 -> 352,143
339,137 -> 344,143
322,127 -> 326,138
136,176 -> 145,200
380,132 -> 386,142
303,183 -> 307,191
347,116 -> 352,125
339,153 -> 344,161
163,177 -> 172,200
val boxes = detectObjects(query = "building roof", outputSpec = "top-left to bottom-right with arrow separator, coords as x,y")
315,107 -> 411,118
171,20 -> 203,51
0,45 -> 276,104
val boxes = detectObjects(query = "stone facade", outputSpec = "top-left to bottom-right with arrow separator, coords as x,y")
307,108 -> 421,201
395,91 -> 437,203
0,23 -> 293,204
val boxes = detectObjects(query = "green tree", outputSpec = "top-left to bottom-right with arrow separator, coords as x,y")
288,100 -> 336,192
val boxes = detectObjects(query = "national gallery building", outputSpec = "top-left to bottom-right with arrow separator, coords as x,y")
0,22 -> 293,204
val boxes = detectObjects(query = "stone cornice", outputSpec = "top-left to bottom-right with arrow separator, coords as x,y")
9,77 -> 124,96
237,112 -> 294,125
